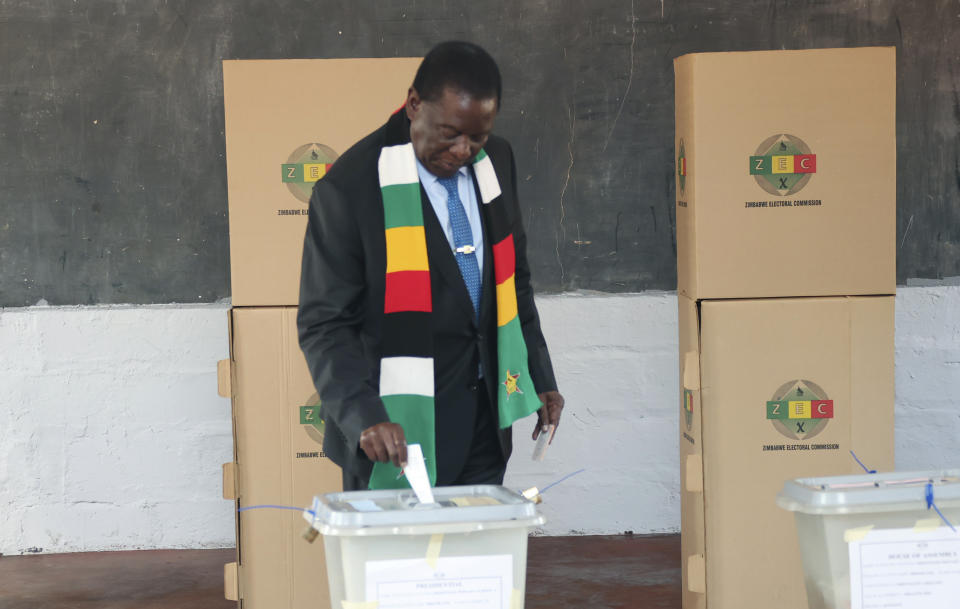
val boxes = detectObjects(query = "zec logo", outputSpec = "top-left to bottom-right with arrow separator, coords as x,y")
299,393 -> 324,445
281,143 -> 339,203
765,379 -> 834,441
749,134 -> 817,196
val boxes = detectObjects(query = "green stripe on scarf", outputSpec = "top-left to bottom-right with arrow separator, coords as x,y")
495,316 -> 542,427
382,183 -> 423,229
368,394 -> 436,489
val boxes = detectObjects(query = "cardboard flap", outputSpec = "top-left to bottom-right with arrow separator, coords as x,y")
217,359 -> 232,398
682,351 -> 700,390
224,561 -> 239,601
687,554 -> 706,593
224,58 -> 423,306
222,462 -> 238,500
675,48 -> 895,299
684,454 -> 704,493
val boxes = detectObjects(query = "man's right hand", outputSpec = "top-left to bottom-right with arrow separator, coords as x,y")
359,422 -> 408,469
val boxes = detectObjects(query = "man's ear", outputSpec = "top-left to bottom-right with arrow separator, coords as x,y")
405,87 -> 420,121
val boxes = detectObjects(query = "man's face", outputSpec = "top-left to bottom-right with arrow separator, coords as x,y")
406,86 -> 498,178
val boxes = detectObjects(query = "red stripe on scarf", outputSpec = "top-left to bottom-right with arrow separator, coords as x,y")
385,271 -> 432,313
492,234 -> 516,285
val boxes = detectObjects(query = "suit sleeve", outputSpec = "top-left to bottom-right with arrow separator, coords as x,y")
297,178 -> 389,456
504,144 -> 559,395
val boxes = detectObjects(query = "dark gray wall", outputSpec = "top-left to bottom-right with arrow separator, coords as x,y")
1,0 -> 957,306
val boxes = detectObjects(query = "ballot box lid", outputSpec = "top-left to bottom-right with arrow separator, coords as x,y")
306,484 -> 545,536
777,469 -> 960,515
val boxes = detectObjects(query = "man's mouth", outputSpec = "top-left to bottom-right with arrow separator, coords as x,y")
436,159 -> 460,174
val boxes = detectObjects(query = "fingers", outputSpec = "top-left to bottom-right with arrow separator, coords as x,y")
538,391 -> 565,444
548,403 -> 563,427
546,392 -> 565,428
384,436 -> 400,468
396,428 -> 408,467
359,427 -> 386,463
534,391 -> 566,441
532,406 -> 548,440
359,422 -> 408,468
547,419 -> 558,444
383,424 -> 408,469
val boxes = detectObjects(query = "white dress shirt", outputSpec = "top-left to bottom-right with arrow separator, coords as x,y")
415,160 -> 485,276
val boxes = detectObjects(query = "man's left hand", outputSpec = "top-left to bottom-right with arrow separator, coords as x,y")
533,390 -> 564,443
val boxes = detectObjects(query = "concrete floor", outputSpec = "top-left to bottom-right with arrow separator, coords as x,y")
0,534 -> 679,609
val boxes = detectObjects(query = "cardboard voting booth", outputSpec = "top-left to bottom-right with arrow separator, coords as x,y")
675,47 -> 897,609
221,58 -> 421,608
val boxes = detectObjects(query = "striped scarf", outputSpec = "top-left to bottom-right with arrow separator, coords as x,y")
370,111 -> 542,489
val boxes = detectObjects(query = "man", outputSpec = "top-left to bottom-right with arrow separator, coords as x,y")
298,41 -> 563,491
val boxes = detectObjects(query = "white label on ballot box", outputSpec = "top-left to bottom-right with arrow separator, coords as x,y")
365,554 -> 512,608
849,526 -> 960,609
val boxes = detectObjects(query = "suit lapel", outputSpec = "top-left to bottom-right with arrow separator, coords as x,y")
473,172 -> 496,328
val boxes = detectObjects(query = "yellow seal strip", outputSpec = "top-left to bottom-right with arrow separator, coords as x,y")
426,534 -> 443,570
843,525 -> 875,543
914,518 -> 942,533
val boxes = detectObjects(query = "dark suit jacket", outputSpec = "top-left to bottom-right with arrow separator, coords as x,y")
297,113 -> 557,487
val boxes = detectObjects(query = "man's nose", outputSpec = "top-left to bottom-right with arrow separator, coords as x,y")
450,136 -> 473,160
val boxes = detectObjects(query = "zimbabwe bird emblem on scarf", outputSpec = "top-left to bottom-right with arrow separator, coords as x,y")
502,370 -> 523,398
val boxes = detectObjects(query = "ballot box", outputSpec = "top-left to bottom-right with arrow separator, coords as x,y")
778,470 -> 960,609
304,485 -> 544,609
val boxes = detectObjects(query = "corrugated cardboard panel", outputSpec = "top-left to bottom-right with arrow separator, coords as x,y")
224,313 -> 241,605
849,296 -> 895,472
222,462 -> 238,500
231,306 -> 342,609
223,58 -> 421,306
674,59 -> 698,302
675,47 -> 895,300
697,296 -> 894,609
218,359 -> 232,398
224,562 -> 239,602
686,554 -> 706,595
678,294 -> 706,609
684,455 -> 703,494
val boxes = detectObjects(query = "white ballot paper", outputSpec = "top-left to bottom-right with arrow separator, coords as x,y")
404,443 -> 434,504
365,554 -> 513,608
849,526 -> 960,609
532,424 -> 555,461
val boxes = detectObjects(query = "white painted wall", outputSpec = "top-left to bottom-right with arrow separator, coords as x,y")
1,286 -> 958,553
505,291 -> 682,535
0,304 -> 234,554
891,286 -> 960,470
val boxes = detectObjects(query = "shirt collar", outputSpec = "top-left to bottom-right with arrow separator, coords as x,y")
416,158 -> 470,184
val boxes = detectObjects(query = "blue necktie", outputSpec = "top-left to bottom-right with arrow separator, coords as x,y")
438,175 -> 481,317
